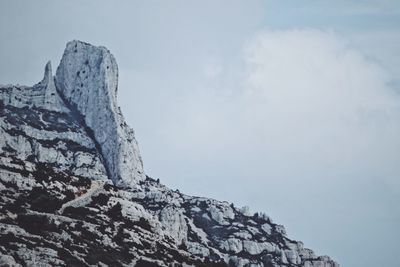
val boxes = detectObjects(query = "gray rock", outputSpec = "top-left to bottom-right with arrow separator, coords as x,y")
0,254 -> 22,267
55,40 -> 144,187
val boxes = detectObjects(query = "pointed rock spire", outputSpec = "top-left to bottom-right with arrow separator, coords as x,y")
55,40 -> 145,186
41,61 -> 53,86
37,60 -> 66,111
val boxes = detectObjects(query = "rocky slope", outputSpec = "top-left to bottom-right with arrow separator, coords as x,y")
0,40 -> 338,267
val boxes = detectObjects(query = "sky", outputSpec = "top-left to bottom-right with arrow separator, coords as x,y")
1,1 -> 400,266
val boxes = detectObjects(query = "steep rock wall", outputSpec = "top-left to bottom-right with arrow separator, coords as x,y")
55,40 -> 144,187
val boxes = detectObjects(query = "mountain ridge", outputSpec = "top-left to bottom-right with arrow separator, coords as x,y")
0,40 -> 338,267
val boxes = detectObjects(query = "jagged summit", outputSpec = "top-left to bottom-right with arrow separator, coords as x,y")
40,61 -> 53,86
0,40 -> 339,267
55,40 -> 144,187
0,41 -> 144,187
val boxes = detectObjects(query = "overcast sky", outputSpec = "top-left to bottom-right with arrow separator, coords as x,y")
1,1 -> 400,266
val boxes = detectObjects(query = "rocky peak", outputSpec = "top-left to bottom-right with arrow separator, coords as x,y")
37,61 -> 66,111
55,40 -> 144,187
0,40 -> 339,267
41,61 -> 53,86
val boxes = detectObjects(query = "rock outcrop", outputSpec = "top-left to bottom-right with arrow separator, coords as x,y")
55,40 -> 144,187
0,40 -> 339,267
0,61 -> 108,182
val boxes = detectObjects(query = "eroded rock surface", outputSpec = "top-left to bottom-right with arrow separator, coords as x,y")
0,40 -> 339,267
55,40 -> 144,186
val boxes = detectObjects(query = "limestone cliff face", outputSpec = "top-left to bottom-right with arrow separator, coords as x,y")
0,40 -> 339,267
55,40 -> 144,187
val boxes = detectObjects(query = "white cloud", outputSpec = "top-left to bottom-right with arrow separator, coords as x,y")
240,29 -> 400,177
202,56 -> 223,79
157,29 -> 400,187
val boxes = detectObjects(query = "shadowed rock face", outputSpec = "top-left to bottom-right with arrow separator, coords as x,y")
0,40 -> 339,267
55,40 -> 144,187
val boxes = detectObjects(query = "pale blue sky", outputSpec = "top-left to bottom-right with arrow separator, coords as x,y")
1,1 -> 400,266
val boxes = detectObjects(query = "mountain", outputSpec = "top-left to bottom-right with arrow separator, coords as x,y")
0,40 -> 338,267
